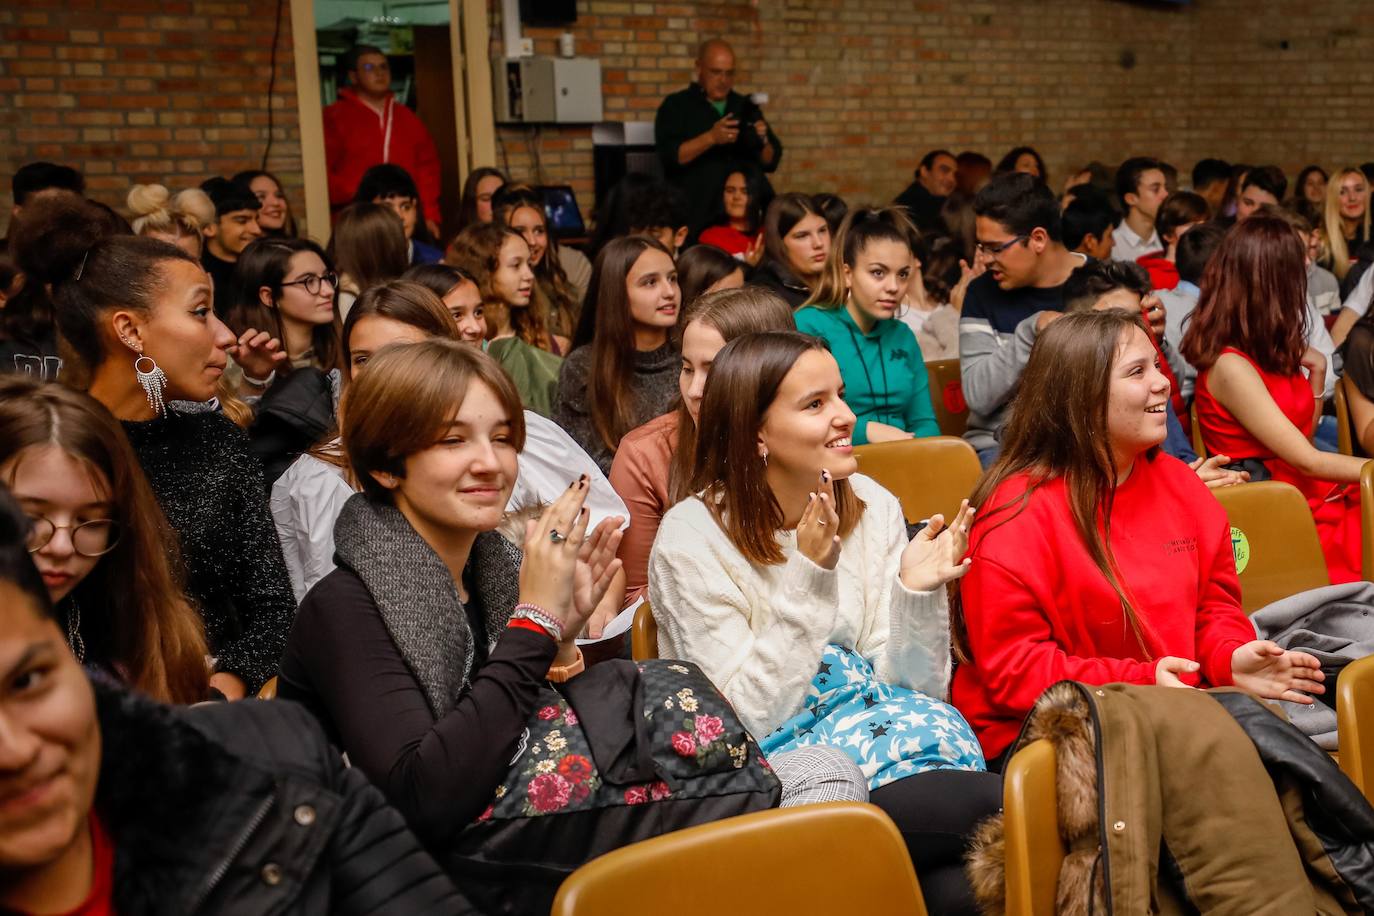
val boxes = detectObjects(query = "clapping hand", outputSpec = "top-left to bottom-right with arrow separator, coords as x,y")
1190,454 -> 1250,490
573,515 -> 624,621
1231,640 -> 1325,704
1155,656 -> 1199,688
797,469 -> 841,570
519,479 -> 587,632
899,500 -> 974,592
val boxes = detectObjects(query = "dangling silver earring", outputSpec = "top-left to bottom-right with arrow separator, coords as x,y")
761,450 -> 769,467
135,354 -> 168,416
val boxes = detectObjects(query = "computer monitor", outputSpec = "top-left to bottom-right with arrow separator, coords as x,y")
537,185 -> 586,240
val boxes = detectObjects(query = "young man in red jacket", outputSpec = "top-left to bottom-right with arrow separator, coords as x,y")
324,46 -> 442,238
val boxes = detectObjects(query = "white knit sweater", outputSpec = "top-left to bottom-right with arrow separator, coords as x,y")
648,473 -> 951,738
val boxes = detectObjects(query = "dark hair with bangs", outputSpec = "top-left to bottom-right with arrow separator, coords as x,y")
224,237 -> 344,374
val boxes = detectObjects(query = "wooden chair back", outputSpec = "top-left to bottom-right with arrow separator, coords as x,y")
1213,481 -> 1329,612
925,358 -> 968,438
853,435 -> 982,526
551,802 -> 929,916
1002,739 -> 1066,916
631,599 -> 658,661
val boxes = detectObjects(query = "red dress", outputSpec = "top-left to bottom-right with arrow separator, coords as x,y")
1195,347 -> 1362,584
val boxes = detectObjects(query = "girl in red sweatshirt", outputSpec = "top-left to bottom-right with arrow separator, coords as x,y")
951,309 -> 1326,766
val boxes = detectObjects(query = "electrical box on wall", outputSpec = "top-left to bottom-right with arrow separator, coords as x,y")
493,56 -> 602,124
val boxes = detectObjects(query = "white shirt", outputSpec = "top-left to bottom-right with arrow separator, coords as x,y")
1342,266 -> 1374,319
648,474 -> 948,738
1111,218 -> 1161,263
270,411 -> 630,602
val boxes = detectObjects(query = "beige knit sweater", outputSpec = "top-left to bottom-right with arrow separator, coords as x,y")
647,473 -> 950,738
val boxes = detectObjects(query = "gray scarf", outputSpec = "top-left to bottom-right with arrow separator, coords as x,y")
332,493 -> 523,719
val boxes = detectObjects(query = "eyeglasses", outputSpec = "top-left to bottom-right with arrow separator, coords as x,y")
281,272 -> 338,295
26,516 -> 120,558
359,62 -> 390,74
975,235 -> 1029,257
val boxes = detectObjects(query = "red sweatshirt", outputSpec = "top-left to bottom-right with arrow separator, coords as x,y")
952,452 -> 1255,760
1136,251 -> 1179,291
323,87 -> 441,219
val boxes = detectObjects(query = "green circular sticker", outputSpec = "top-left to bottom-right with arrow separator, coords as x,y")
1230,526 -> 1250,575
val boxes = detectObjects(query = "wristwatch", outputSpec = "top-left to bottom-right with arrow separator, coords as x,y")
546,648 -> 585,683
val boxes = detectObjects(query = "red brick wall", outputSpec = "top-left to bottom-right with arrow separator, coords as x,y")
489,0 -> 1374,219
0,0 -> 303,237
1,1 -> 1369,239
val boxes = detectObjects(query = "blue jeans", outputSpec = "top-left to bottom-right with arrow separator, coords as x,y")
976,445 -> 1000,469
1314,415 -> 1339,453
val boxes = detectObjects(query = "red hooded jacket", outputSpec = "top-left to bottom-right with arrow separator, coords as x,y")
323,87 -> 441,220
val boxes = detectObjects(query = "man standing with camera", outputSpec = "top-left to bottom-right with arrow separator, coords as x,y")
655,39 -> 783,238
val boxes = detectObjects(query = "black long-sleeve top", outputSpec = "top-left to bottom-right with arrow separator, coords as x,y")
278,567 -> 558,844
122,410 -> 296,692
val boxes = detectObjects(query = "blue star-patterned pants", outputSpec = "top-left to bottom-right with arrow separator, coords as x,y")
759,644 -> 985,791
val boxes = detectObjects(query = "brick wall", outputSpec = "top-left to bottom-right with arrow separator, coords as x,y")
1,1 -> 1369,240
0,0 -> 303,238
490,0 -> 1374,218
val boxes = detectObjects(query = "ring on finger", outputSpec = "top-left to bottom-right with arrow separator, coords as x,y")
549,530 -> 567,544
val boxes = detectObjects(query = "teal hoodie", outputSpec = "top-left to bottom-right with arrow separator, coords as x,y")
794,304 -> 939,445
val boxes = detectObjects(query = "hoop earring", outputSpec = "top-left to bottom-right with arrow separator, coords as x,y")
134,354 -> 168,416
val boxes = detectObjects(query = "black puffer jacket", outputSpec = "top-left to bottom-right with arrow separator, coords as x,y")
748,257 -> 812,309
91,679 -> 471,915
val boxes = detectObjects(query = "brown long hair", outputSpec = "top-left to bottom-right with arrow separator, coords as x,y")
805,205 -> 918,308
690,331 -> 864,565
584,236 -> 675,452
668,286 -> 796,504
0,377 -> 209,704
1179,214 -> 1308,376
492,184 -> 581,337
326,202 -> 409,296
952,309 -> 1158,662
225,237 -> 345,374
446,222 -> 555,350
762,192 -> 826,289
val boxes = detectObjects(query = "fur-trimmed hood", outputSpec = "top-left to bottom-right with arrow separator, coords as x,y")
966,681 -> 1374,915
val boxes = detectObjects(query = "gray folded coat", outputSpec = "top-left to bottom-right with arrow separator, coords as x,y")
1250,580 -> 1374,749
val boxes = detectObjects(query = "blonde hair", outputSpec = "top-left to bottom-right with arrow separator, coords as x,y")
1321,167 -> 1372,280
127,184 -> 214,241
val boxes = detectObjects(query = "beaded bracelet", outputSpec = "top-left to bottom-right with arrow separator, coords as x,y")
511,603 -> 563,643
